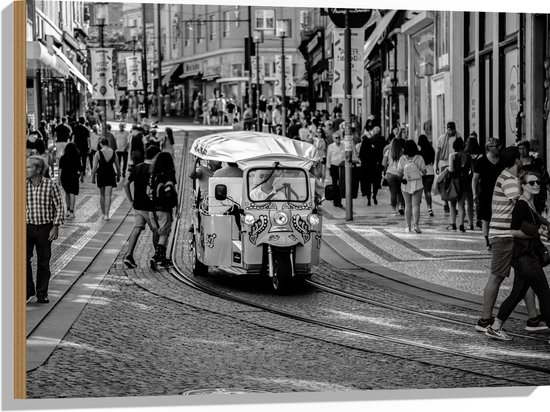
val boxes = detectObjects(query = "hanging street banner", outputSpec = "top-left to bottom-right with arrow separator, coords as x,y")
90,48 -> 115,100
125,55 -> 144,91
332,29 -> 363,99
116,51 -> 133,89
251,56 -> 265,84
274,55 -> 294,97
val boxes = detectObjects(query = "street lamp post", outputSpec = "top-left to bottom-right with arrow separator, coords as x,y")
253,30 -> 263,132
276,19 -> 290,137
95,3 -> 108,139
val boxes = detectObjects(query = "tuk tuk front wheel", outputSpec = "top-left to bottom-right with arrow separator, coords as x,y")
271,249 -> 292,295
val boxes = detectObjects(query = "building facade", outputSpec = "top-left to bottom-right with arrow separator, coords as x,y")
26,0 -> 91,127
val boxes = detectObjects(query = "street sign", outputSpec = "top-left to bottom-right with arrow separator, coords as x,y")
274,55 -> 294,97
332,29 -> 363,99
327,8 -> 372,28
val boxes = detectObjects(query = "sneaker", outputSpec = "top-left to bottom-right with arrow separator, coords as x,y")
459,224 -> 466,233
149,258 -> 158,271
446,224 -> 457,231
398,208 -> 405,215
485,326 -> 512,341
428,209 -> 434,217
525,316 -> 549,332
159,258 -> 174,268
123,255 -> 137,269
413,226 -> 422,234
373,197 -> 378,205
475,317 -> 495,332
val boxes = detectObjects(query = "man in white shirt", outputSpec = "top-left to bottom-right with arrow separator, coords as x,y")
115,122 -> 131,177
326,132 -> 345,207
435,121 -> 460,212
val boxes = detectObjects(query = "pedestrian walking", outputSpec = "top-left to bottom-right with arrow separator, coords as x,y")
265,105 -> 273,133
58,142 -> 82,219
26,155 -> 64,303
243,104 -> 254,130
358,134 -> 379,205
202,100 -> 211,125
72,117 -> 90,176
115,122 -> 131,178
217,94 -> 227,125
54,116 -> 73,168
465,134 -> 482,227
226,98 -> 236,126
129,125 -> 145,173
326,132 -> 345,208
33,138 -> 51,178
383,138 -> 405,215
105,124 -> 118,152
88,124 -> 101,173
517,140 -> 549,215
398,139 -> 427,233
91,138 -> 121,221
163,127 -> 175,156
435,121 -> 460,213
486,170 -> 550,340
476,146 -> 546,333
148,152 -> 180,270
418,134 -> 435,217
472,137 -> 503,250
446,137 -> 473,231
122,145 -> 161,269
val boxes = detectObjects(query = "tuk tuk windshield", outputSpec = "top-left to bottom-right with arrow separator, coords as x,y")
247,168 -> 310,202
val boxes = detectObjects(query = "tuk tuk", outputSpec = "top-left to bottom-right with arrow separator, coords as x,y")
188,131 -> 324,294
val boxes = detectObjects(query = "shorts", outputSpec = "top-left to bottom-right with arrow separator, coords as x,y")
490,236 -> 514,278
150,210 -> 173,236
134,209 -> 157,231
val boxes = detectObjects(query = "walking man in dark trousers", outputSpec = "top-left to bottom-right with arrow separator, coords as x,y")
122,146 -> 161,268
26,155 -> 64,303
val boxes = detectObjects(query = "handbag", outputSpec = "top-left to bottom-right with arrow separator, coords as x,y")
527,206 -> 550,267
437,170 -> 459,201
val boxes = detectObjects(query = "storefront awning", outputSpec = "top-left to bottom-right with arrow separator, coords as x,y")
364,10 -> 398,60
53,46 -> 93,94
162,63 -> 183,86
26,41 -> 70,77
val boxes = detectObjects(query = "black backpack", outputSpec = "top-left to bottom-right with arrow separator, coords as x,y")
149,172 -> 178,210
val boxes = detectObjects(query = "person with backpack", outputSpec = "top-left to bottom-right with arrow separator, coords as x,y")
447,137 -> 473,232
397,139 -> 427,233
148,151 -> 179,270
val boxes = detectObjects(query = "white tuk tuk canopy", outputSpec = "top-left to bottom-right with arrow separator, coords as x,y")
190,131 -> 320,170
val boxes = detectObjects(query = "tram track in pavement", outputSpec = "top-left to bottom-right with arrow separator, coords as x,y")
162,200 -> 550,386
148,129 -> 550,387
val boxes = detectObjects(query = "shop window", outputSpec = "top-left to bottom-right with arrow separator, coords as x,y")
480,12 -> 494,48
435,11 -> 450,71
231,63 -> 242,77
464,12 -> 475,57
411,25 -> 434,139
500,13 -> 519,39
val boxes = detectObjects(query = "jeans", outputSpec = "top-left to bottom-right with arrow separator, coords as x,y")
386,173 -> 404,210
117,151 -> 129,176
27,223 -> 53,298
496,251 -> 550,325
329,165 -> 342,206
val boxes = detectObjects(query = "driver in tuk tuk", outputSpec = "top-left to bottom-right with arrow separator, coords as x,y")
249,170 -> 286,201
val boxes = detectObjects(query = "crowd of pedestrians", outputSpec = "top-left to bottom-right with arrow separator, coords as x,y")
25,111 -> 181,301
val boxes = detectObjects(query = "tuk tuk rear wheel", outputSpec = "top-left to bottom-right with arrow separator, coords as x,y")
271,249 -> 292,295
189,233 -> 208,276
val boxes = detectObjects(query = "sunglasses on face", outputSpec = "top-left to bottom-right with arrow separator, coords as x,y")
525,180 -> 540,186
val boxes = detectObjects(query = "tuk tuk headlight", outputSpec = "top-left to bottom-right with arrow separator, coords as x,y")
308,214 -> 320,226
244,213 -> 256,225
273,211 -> 289,225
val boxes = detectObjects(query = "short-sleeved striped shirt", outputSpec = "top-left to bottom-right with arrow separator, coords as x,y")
26,177 -> 65,226
489,169 -> 519,238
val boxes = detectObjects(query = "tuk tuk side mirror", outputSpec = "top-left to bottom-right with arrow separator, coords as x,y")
215,184 -> 228,201
324,185 -> 336,201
